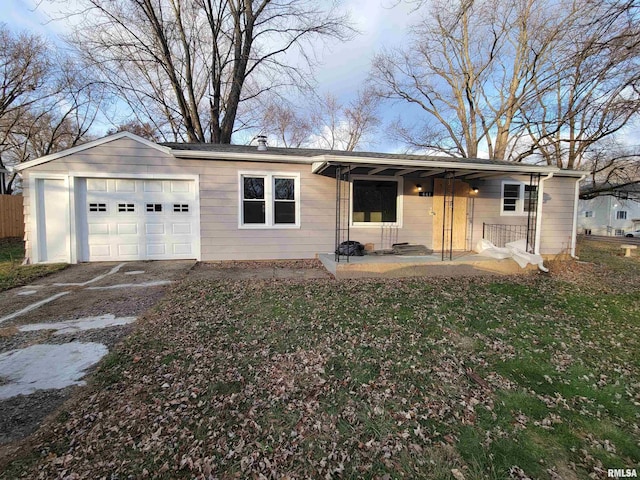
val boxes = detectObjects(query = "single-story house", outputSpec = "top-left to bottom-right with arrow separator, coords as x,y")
12,132 -> 585,265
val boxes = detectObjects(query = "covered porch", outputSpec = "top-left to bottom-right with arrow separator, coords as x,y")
311,154 -> 555,264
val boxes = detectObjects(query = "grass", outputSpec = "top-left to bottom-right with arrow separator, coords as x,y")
0,237 -> 67,291
1,238 -> 639,479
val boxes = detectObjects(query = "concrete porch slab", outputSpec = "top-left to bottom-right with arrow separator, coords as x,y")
318,252 -> 538,279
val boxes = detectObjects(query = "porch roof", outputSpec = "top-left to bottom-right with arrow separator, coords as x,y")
166,143 -> 584,179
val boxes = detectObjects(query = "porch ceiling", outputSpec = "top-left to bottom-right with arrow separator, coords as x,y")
311,160 -> 553,180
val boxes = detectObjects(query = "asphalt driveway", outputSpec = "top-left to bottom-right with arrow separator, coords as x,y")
0,260 -> 195,446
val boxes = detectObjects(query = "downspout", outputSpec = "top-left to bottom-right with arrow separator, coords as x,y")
570,174 -> 588,259
534,172 -> 554,272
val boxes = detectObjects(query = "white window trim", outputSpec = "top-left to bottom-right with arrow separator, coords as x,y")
501,180 -> 526,216
350,175 -> 403,228
238,171 -> 301,229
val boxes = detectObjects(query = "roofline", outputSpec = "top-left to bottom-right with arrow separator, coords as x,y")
311,155 -> 572,175
173,149 -> 584,175
14,132 -> 172,172
171,149 -> 315,164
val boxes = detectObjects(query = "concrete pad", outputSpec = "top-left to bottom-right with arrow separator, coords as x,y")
19,315 -> 136,335
0,343 -> 108,399
318,253 -> 538,279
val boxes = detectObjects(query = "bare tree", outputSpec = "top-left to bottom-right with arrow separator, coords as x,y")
260,101 -> 313,148
372,0 -> 563,159
0,26 -> 105,193
49,0 -> 354,144
371,0 -> 640,179
259,88 -> 381,151
518,0 -> 640,170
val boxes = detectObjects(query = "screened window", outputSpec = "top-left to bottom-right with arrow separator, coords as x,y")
239,173 -> 299,228
352,179 -> 399,223
616,211 -> 627,220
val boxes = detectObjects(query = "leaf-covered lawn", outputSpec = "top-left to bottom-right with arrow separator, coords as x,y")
0,238 -> 67,292
2,240 -> 639,479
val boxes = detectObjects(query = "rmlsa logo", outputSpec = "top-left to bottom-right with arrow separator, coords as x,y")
608,469 -> 638,478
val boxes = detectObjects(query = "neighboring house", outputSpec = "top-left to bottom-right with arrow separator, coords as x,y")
578,195 -> 640,236
13,132 -> 584,264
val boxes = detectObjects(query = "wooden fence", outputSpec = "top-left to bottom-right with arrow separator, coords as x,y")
0,195 -> 24,239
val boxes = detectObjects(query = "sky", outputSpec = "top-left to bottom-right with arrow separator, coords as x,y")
1,0 -> 418,152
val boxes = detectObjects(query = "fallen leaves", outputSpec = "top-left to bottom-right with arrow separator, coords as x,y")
2,241 -> 639,479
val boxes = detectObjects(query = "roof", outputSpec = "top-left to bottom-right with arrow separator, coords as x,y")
14,132 -> 586,178
163,142 -> 516,166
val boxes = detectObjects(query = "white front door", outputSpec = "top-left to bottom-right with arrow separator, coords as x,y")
81,178 -> 199,261
36,178 -> 69,263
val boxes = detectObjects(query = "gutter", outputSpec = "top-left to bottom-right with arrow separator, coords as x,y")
535,172 -> 554,272
570,174 -> 589,258
171,149 -> 316,164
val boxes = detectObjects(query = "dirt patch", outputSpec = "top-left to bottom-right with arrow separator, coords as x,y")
0,387 -> 74,445
191,259 -> 332,280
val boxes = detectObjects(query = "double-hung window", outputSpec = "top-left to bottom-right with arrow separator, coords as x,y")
240,172 -> 300,228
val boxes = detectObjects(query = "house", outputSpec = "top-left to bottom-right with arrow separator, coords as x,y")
578,186 -> 640,236
12,132 -> 585,265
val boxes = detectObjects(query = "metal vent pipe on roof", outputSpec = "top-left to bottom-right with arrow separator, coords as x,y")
257,135 -> 267,151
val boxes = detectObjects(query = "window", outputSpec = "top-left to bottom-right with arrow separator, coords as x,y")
584,229 -> 592,235
501,181 -> 538,215
615,229 -> 625,236
146,203 -> 162,212
585,211 -> 593,218
501,181 -> 524,215
616,210 -> 627,220
239,172 -> 300,228
352,178 -> 401,225
89,203 -> 106,212
274,178 -> 296,224
118,203 -> 135,212
523,185 -> 538,212
173,204 -> 189,212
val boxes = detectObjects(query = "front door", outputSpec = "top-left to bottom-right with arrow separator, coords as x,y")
432,178 -> 470,251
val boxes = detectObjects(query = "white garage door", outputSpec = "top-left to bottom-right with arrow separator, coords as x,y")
83,178 -> 198,261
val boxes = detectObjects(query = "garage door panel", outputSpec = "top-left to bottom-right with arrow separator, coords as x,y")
115,179 -> 136,192
173,243 -> 192,255
147,244 -> 166,256
84,178 -> 198,261
118,244 -> 139,256
89,244 -> 111,258
116,223 -> 138,235
145,223 -> 165,235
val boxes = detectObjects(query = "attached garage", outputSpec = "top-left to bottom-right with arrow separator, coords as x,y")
29,174 -> 201,263
80,178 -> 199,261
